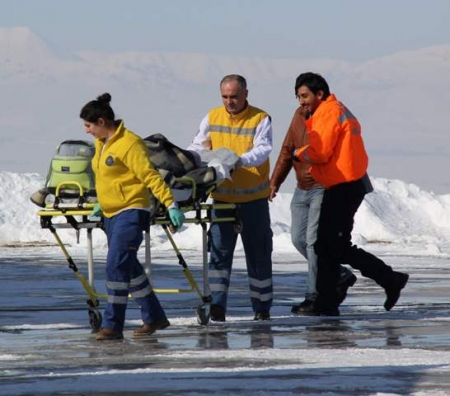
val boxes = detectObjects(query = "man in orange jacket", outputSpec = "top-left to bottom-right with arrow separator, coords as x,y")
293,72 -> 409,316
270,107 -> 357,314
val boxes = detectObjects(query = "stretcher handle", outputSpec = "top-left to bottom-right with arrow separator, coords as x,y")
53,181 -> 88,209
172,176 -> 197,200
55,181 -> 85,197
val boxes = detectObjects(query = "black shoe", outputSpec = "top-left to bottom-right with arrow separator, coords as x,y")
318,308 -> 340,317
253,311 -> 270,321
336,273 -> 357,304
384,272 -> 409,311
210,304 -> 226,322
291,299 -> 315,315
302,300 -> 340,317
303,307 -> 340,317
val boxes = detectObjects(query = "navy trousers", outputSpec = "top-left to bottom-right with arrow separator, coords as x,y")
103,209 -> 166,331
208,198 -> 273,313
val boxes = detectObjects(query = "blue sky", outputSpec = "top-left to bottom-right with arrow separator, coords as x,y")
2,0 -> 450,60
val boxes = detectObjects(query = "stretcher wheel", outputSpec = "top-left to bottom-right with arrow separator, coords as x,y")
196,304 -> 210,326
88,307 -> 102,331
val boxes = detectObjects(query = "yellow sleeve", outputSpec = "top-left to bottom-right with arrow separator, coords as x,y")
125,139 -> 175,208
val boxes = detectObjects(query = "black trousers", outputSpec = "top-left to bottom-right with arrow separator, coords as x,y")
314,178 -> 395,311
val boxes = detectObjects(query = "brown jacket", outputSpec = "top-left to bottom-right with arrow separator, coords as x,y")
270,107 -> 322,191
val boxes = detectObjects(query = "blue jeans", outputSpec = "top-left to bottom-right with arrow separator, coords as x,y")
290,187 -> 323,301
208,198 -> 273,313
290,187 -> 353,302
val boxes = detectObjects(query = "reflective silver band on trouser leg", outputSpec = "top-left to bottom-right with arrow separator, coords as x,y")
249,277 -> 273,302
106,280 -> 130,304
129,273 -> 154,298
209,269 -> 231,292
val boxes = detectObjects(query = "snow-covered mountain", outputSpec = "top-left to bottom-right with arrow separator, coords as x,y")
1,27 -> 450,193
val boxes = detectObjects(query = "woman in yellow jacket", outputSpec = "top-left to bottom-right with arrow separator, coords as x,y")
80,93 -> 185,340
294,73 -> 408,316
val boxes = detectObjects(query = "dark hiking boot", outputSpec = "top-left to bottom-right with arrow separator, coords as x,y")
133,317 -> 170,337
291,299 -> 315,315
304,307 -> 340,317
336,272 -> 357,304
253,311 -> 270,321
302,300 -> 340,317
210,304 -> 226,322
384,272 -> 409,311
95,328 -> 124,341
318,308 -> 340,317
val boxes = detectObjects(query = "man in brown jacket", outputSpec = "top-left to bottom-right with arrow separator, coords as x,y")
270,106 -> 356,314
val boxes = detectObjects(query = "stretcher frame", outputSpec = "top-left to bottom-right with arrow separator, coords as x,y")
37,179 -> 238,329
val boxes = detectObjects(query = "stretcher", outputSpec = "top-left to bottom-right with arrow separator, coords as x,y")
36,177 -> 238,330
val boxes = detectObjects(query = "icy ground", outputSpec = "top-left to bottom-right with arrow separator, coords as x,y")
1,246 -> 450,396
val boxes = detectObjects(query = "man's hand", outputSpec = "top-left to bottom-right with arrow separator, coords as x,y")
298,105 -> 311,119
269,186 -> 278,202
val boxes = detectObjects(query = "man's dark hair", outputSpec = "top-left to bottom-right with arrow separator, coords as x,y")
220,74 -> 247,90
294,72 -> 330,99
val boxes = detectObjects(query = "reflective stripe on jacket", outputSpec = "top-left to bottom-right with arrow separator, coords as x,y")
209,106 -> 270,203
294,94 -> 368,188
270,107 -> 322,191
92,121 -> 174,217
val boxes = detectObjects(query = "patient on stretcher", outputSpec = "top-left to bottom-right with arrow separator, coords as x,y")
30,134 -> 239,210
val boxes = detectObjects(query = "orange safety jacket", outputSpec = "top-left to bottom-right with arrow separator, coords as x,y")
294,94 -> 368,188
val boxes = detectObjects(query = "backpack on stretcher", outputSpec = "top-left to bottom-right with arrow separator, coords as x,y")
30,140 -> 96,207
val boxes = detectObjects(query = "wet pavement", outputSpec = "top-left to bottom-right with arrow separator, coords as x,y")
1,249 -> 450,395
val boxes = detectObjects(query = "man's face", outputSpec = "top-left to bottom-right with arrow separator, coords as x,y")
296,86 -> 324,117
220,81 -> 248,115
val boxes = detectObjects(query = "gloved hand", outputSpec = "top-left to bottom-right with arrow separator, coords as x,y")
91,203 -> 103,217
169,207 -> 185,228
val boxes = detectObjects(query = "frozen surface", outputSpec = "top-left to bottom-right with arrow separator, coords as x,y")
1,249 -> 450,395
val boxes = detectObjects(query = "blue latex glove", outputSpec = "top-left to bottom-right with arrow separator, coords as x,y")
91,203 -> 103,217
168,207 -> 185,228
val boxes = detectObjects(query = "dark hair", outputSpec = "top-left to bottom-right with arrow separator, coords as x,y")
220,74 -> 247,90
79,93 -> 115,126
294,72 -> 330,99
